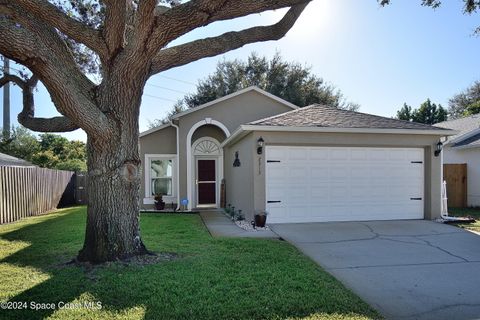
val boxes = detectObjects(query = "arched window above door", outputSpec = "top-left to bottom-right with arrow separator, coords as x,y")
193,137 -> 221,156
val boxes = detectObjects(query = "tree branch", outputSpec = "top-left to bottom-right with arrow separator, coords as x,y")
1,0 -> 108,59
18,115 -> 79,133
0,74 -> 79,132
150,0 -> 311,51
0,74 -> 26,89
103,0 -> 128,55
0,17 -> 113,136
130,0 -> 158,50
150,3 -> 308,75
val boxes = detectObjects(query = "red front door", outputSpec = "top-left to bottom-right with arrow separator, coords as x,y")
197,159 -> 216,205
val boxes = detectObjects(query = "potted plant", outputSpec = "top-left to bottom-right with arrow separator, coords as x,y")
154,194 -> 165,210
254,210 -> 268,228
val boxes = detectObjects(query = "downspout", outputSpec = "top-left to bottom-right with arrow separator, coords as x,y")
440,136 -> 446,216
170,120 -> 181,211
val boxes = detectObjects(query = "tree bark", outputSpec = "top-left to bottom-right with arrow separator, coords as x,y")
77,129 -> 146,262
77,74 -> 148,263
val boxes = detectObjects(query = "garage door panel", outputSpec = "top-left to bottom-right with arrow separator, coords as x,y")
350,149 -> 368,160
289,167 -> 308,179
369,149 -> 390,161
388,149 -> 407,160
267,185 -> 286,199
409,148 -> 424,159
330,167 -> 349,179
310,149 -> 329,160
268,207 -> 287,223
310,167 -> 330,181
288,147 -> 308,160
267,147 -> 287,161
289,190 -> 308,205
289,206 -> 311,217
331,148 -> 349,160
310,186 -> 329,200
266,146 -> 424,223
350,167 -> 371,179
329,205 -> 353,216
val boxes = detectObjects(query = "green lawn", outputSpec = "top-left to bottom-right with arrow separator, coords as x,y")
448,207 -> 480,232
0,207 -> 380,320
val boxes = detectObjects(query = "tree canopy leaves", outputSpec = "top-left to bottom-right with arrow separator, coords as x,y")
150,53 -> 359,127
0,127 -> 87,171
186,53 -> 359,110
448,81 -> 480,119
396,99 -> 448,124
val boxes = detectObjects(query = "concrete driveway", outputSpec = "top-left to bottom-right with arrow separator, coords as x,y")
270,220 -> 480,320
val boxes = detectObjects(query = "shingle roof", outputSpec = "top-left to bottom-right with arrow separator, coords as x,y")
0,152 -> 35,167
435,114 -> 480,147
249,104 -> 449,131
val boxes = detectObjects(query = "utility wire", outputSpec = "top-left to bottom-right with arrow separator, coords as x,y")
157,75 -> 196,86
3,67 -> 192,104
7,66 -> 197,88
146,83 -> 188,94
143,94 -> 177,103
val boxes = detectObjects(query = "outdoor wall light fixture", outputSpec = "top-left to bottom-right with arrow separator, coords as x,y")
257,137 -> 264,155
233,151 -> 241,167
434,141 -> 443,157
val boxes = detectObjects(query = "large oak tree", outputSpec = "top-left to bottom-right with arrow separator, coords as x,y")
0,0 -> 311,263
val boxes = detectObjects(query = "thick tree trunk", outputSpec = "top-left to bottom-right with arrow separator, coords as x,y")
77,86 -> 148,263
77,136 -> 147,263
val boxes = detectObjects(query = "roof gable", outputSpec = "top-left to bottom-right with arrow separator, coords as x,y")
139,86 -> 298,138
170,86 -> 297,120
249,104 -> 450,131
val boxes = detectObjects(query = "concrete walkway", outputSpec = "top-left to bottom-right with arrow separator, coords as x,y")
271,220 -> 480,320
200,211 -> 278,238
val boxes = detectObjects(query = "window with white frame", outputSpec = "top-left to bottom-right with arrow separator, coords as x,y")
146,155 -> 176,197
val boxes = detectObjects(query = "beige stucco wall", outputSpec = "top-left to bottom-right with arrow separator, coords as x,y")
224,133 -> 255,220
139,125 -> 177,209
176,90 -> 295,206
226,130 -> 444,221
443,146 -> 480,206
138,89 -> 294,209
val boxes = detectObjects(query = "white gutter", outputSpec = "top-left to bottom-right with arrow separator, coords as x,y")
170,120 -> 181,211
139,122 -> 171,138
220,126 -> 247,148
450,143 -> 480,150
446,127 -> 480,146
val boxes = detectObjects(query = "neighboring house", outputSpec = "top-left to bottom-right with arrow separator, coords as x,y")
436,114 -> 480,206
0,152 -> 35,167
139,86 -> 454,223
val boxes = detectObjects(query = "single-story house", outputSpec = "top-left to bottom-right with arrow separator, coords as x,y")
436,114 -> 480,207
139,86 -> 454,223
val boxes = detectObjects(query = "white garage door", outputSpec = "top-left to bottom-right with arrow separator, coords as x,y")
266,146 -> 424,223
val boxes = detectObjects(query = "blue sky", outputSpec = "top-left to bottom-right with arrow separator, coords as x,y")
2,0 -> 480,142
